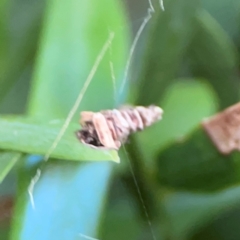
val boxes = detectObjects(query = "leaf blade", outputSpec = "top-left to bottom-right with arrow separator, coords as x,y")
0,117 -> 119,163
161,186 -> 240,240
189,10 -> 239,108
0,152 -> 21,183
136,0 -> 199,104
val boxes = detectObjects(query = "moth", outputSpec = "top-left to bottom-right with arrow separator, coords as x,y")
76,105 -> 163,150
202,102 -> 240,154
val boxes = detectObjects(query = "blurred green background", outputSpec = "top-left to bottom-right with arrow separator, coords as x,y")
0,0 -> 240,239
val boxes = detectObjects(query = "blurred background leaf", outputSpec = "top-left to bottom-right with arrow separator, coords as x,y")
136,0 -> 199,105
201,0 -> 240,43
137,79 -> 217,164
0,0 -> 45,110
28,0 -> 129,119
187,10 -> 239,109
160,185 -> 240,240
0,152 -> 21,183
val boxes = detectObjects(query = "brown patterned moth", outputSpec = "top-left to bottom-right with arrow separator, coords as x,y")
76,105 -> 163,150
202,102 -> 240,154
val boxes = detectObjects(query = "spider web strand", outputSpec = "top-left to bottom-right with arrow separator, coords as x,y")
119,0 -> 165,95
122,146 -> 157,240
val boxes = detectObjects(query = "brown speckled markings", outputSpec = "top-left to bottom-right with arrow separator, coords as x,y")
202,102 -> 240,154
76,105 -> 163,150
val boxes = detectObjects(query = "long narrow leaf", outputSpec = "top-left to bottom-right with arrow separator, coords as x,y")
189,10 -> 239,108
0,118 -> 119,162
136,0 -> 199,105
0,152 -> 21,183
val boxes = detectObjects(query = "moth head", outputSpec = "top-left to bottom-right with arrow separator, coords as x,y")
76,122 -> 103,147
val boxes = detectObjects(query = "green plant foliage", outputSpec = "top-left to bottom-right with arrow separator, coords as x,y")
1,0 -> 240,239
0,117 -> 119,162
188,10 -> 239,108
0,0 -> 45,102
201,0 -> 240,41
0,152 -> 21,183
160,186 -> 240,240
154,123 -> 240,239
137,80 -> 217,163
127,0 -> 240,238
28,0 -> 128,119
0,0 -> 8,72
157,128 -> 240,191
136,0 -> 199,105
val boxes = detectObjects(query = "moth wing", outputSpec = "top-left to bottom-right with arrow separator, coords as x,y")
92,113 -> 119,149
80,111 -> 94,126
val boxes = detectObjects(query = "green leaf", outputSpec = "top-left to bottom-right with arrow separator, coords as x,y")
0,226 -> 10,240
0,0 -> 45,102
201,0 -> 240,42
157,127 -> 240,192
189,10 -> 239,108
0,117 -> 119,163
0,152 -> 21,183
99,186 -> 142,240
0,0 -> 8,73
161,186 -> 240,240
136,0 -> 199,105
137,79 -> 217,163
156,126 -> 240,239
28,0 -> 129,119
